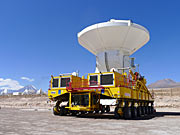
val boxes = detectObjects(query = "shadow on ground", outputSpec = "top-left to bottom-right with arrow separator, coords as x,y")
156,112 -> 180,117
59,111 -> 180,120
70,112 -> 156,120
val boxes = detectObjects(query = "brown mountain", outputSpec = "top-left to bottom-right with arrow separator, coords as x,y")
148,79 -> 180,89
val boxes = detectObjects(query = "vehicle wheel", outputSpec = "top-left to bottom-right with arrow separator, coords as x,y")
114,107 -> 120,119
151,106 -> 155,114
105,105 -> 110,113
59,107 -> 67,116
81,111 -> 85,114
101,105 -> 105,114
124,107 -> 132,119
132,107 -> 137,118
141,106 -> 145,115
148,106 -> 151,114
137,106 -> 142,117
145,106 -> 148,114
146,106 -> 150,114
71,111 -> 77,116
63,107 -> 68,116
53,106 -> 60,115
95,110 -> 99,114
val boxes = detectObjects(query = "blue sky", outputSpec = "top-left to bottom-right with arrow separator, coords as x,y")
0,0 -> 180,91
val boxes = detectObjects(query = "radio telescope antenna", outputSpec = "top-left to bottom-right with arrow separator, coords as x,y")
78,19 -> 150,73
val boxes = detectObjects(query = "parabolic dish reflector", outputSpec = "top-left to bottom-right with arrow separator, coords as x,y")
78,19 -> 149,55
77,19 -> 150,72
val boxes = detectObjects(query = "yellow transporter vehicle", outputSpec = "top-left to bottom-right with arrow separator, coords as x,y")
48,70 -> 154,119
48,19 -> 154,119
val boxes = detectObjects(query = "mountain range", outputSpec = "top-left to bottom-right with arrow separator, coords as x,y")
0,85 -> 42,95
1,79 -> 179,94
148,79 -> 180,89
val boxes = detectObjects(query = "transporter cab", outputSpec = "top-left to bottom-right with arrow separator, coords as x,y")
48,69 -> 154,119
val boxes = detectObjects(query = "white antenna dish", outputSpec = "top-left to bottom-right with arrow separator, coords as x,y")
78,19 -> 150,72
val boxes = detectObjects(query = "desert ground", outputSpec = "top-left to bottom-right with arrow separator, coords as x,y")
0,89 -> 180,135
0,108 -> 180,135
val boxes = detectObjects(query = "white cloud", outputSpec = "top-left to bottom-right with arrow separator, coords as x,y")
0,78 -> 23,90
21,77 -> 34,82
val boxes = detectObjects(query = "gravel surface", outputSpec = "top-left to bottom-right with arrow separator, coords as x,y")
0,108 -> 180,135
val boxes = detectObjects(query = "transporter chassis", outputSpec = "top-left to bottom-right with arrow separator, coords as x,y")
48,70 -> 155,119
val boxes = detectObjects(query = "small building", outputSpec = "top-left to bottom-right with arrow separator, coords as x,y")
36,88 -> 43,94
13,92 -> 21,96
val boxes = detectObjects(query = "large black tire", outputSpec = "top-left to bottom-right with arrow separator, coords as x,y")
71,111 -> 78,116
59,107 -> 68,116
132,107 -> 138,118
151,106 -> 155,114
81,111 -> 85,114
114,107 -> 121,119
124,107 -> 132,119
105,105 -> 110,113
148,106 -> 151,114
59,108 -> 64,116
147,106 -> 151,114
95,110 -> 99,114
53,106 -> 60,115
141,106 -> 145,115
145,106 -> 148,114
137,106 -> 142,117
101,105 -> 105,114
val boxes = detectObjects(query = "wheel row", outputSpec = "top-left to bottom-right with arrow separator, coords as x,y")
53,106 -> 68,116
114,106 -> 155,119
53,105 -> 111,116
99,105 -> 110,114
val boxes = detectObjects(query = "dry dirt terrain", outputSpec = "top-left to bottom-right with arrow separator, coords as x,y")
0,108 -> 180,135
0,91 -> 180,135
0,95 -> 53,109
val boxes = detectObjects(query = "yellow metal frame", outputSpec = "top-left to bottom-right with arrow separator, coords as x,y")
48,75 -> 82,99
66,91 -> 100,111
48,71 -> 154,103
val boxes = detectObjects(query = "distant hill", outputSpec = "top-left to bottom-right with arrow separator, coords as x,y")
18,85 -> 37,94
148,79 -> 180,89
0,85 -> 41,95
